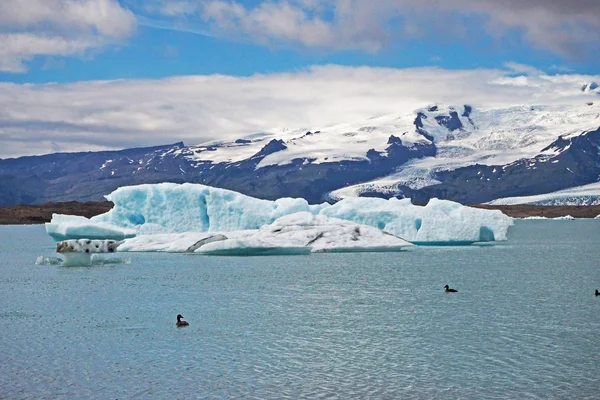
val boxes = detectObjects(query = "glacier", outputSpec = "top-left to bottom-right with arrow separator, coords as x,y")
321,103 -> 600,200
487,181 -> 600,206
46,183 -> 513,253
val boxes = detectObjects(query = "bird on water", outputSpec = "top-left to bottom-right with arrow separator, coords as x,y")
444,285 -> 458,293
176,314 -> 189,327
595,290 -> 599,297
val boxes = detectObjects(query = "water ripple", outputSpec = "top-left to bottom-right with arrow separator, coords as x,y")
1,222 -> 600,398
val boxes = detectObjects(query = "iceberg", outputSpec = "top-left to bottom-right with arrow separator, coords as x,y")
95,182 -> 327,234
55,239 -> 123,266
116,212 -> 412,255
46,183 -> 513,248
117,232 -> 227,252
46,214 -> 136,242
320,197 -> 511,244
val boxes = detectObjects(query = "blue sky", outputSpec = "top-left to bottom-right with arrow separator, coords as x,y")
1,0 -> 599,82
0,0 -> 599,158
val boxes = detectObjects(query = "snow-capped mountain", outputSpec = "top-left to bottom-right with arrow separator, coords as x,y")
1,101 -> 599,206
329,102 -> 600,202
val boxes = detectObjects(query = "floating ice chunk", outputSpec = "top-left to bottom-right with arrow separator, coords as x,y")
61,253 -> 94,266
197,239 -> 311,256
195,213 -> 411,255
55,239 -> 123,266
321,197 -> 512,244
264,212 -> 411,253
117,213 -> 411,255
46,214 -> 136,241
95,182 -> 327,234
56,239 -> 123,254
48,183 -> 512,245
553,215 -> 575,220
118,232 -> 227,252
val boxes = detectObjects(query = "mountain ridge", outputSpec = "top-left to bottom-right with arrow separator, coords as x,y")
2,103 -> 600,206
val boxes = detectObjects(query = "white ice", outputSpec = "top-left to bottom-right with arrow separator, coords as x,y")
320,197 -> 511,244
95,182 -> 328,234
46,214 -> 136,241
117,212 -> 412,255
56,239 -> 123,254
55,238 -> 124,266
61,252 -> 95,267
552,215 -> 575,220
184,103 -> 600,175
328,104 -> 600,199
46,183 -> 513,248
487,181 -> 600,206
118,232 -> 225,252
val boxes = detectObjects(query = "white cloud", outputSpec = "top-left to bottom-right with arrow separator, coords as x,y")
0,65 -> 598,158
154,0 -> 200,16
0,33 -> 99,73
0,0 -> 136,73
206,2 -> 322,46
134,0 -> 600,56
503,62 -> 545,77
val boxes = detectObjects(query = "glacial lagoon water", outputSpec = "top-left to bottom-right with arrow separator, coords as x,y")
1,221 -> 599,399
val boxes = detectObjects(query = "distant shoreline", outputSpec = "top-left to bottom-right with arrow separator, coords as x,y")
0,201 -> 114,225
471,204 -> 600,219
0,201 -> 598,225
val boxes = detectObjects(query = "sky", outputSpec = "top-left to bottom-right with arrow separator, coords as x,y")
1,0 -> 600,158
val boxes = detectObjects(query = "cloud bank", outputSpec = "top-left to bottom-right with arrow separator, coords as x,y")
0,0 -> 136,72
0,64 -> 598,158
134,0 -> 600,57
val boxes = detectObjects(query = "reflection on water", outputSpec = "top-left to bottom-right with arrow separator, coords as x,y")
1,221 -> 600,399
35,255 -> 131,266
35,255 -> 63,265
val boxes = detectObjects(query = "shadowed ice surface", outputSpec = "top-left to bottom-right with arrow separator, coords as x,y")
1,221 -> 599,399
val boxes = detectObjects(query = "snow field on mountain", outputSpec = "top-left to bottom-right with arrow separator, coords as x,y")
330,103 -> 600,198
487,182 -> 600,206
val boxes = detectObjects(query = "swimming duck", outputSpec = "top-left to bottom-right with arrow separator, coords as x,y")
176,314 -> 189,327
595,290 -> 599,297
444,285 -> 458,293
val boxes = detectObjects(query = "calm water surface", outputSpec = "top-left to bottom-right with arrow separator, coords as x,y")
1,221 -> 599,399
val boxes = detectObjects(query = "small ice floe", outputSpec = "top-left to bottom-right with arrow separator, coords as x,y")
55,239 -> 123,266
552,215 -> 575,220
45,214 -> 136,242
